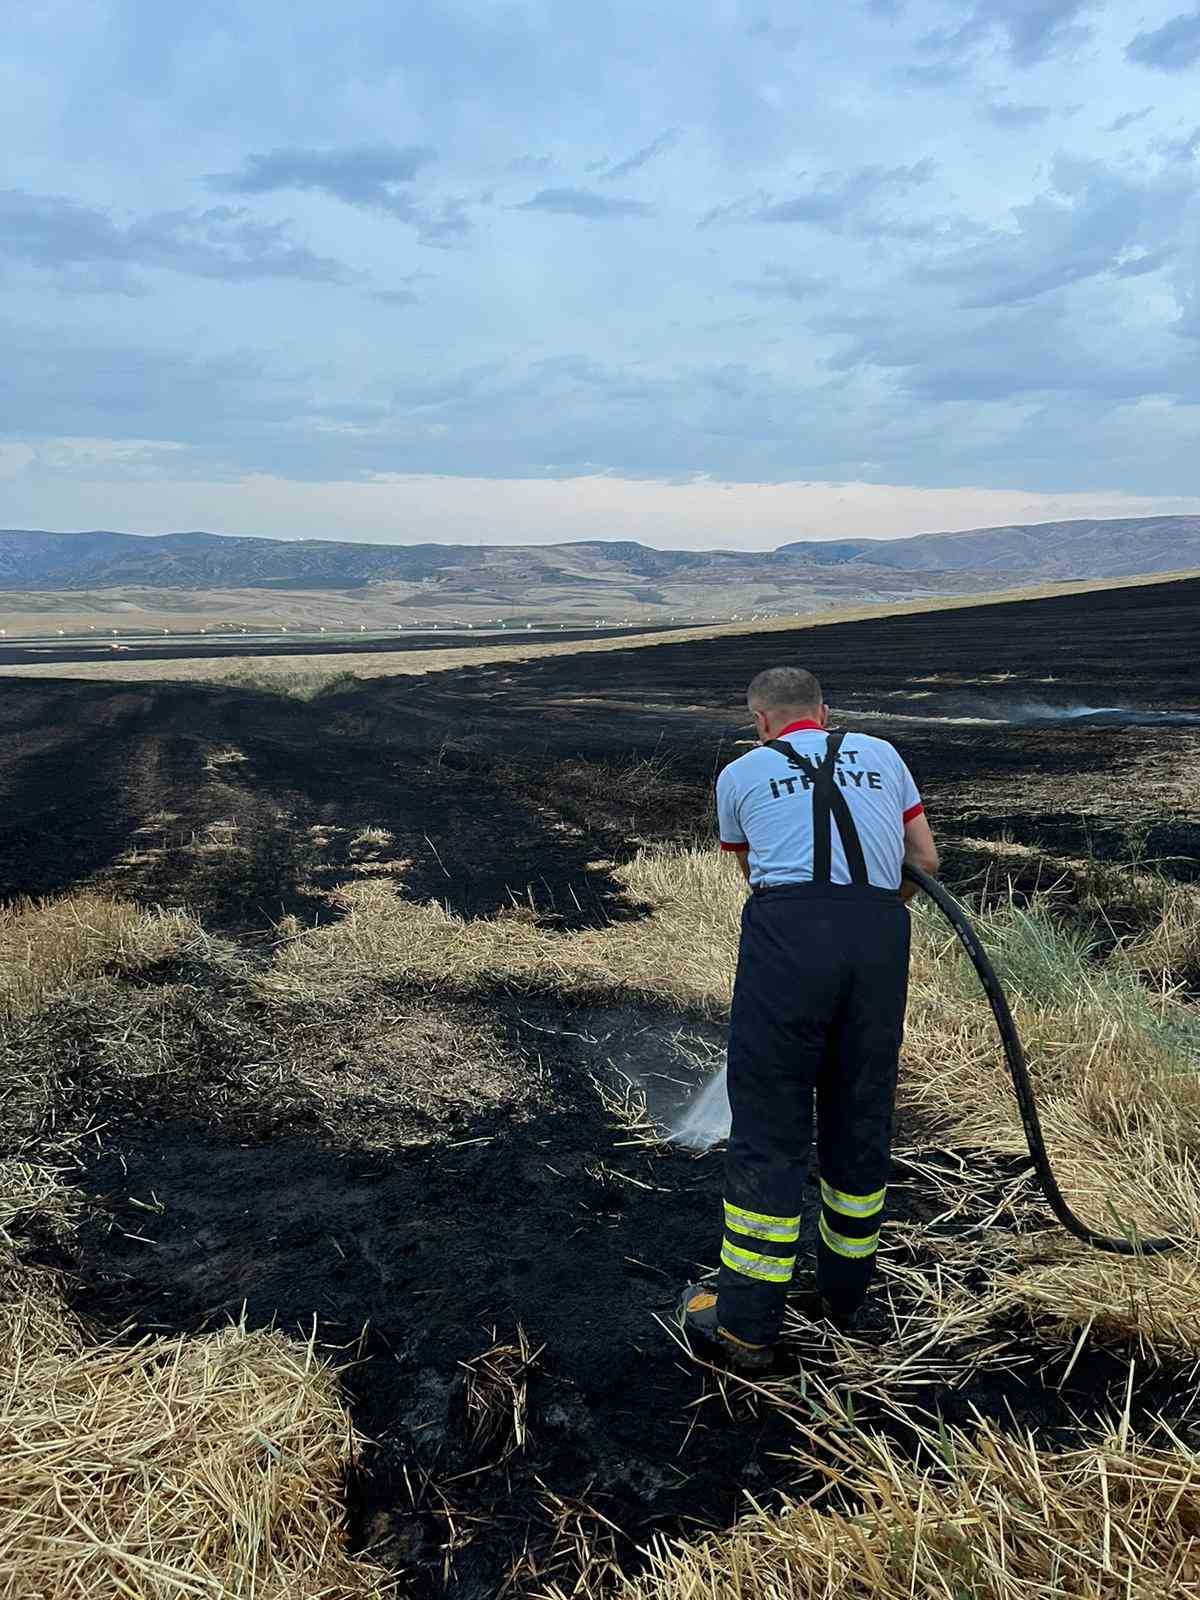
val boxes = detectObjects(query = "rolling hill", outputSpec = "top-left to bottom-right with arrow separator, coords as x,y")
0,517 -> 1195,630
777,515 -> 1200,579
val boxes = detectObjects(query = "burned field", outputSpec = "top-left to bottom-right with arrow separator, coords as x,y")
3,574 -> 1198,913
2,575 -> 1199,1597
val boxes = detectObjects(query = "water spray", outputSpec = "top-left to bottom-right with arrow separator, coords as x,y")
670,1063 -> 733,1152
671,867 -> 1181,1257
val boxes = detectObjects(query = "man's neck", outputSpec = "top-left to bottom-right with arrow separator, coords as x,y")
768,716 -> 824,740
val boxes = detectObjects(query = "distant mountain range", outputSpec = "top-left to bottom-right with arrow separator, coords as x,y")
780,516 -> 1200,579
0,517 -> 1197,620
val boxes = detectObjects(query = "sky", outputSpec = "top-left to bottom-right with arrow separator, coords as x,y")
2,0 -> 1199,549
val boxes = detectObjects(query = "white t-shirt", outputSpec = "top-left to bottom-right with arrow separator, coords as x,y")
716,721 -> 923,890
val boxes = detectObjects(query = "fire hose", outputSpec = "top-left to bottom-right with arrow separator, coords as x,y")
902,863 -> 1179,1256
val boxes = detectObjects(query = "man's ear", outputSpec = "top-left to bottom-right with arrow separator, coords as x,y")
818,703 -> 830,728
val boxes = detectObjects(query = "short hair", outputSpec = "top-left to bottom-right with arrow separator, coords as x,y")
747,666 -> 823,712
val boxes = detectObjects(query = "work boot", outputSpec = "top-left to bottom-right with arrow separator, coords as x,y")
676,1285 -> 774,1374
821,1296 -> 887,1337
821,1299 -> 860,1333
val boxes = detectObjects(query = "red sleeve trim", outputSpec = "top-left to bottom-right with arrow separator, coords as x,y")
719,840 -> 750,853
902,802 -> 925,825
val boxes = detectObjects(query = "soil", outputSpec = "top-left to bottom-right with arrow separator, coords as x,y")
3,575 -> 1199,1594
60,986 -> 1187,1598
66,993 -> 792,1595
0,678 -> 644,923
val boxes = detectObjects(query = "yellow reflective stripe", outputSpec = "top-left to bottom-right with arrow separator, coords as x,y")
820,1180 -> 885,1219
720,1240 -> 796,1283
723,1201 -> 801,1243
819,1214 -> 879,1259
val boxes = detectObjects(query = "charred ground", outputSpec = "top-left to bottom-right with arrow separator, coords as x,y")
2,575 -> 1198,1594
1,574 -> 1196,914
25,967 -> 1179,1598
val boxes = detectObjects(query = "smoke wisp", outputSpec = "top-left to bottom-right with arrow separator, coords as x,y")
895,698 -> 1200,728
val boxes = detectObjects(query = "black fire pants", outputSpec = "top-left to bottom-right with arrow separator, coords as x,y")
715,883 -> 911,1346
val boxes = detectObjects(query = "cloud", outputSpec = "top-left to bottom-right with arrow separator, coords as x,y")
516,188 -> 654,218
818,292 -> 1196,412
208,143 -> 465,245
1159,126 -> 1200,161
918,152 -> 1194,309
415,198 -> 472,247
1126,8 -> 1200,72
983,101 -> 1055,127
1107,107 -> 1152,132
8,306 -> 1199,503
0,189 -> 349,285
902,56 -> 973,85
733,266 -> 828,301
212,144 -> 434,209
702,161 -> 936,233
918,0 -> 1098,68
1113,249 -> 1172,279
601,128 -> 680,181
7,0 -> 1200,514
0,321 -> 300,455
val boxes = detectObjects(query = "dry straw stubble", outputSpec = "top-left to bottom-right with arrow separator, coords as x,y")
6,840 -> 1200,1597
0,1318 -> 395,1600
0,890 -> 198,1020
0,894 -> 393,1600
265,849 -> 1200,1358
624,1382 -> 1200,1600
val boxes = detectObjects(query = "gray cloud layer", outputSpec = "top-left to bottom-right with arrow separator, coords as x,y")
516,188 -> 654,217
1126,8 -> 1200,71
601,129 -> 680,181
919,0 -> 1099,67
0,189 -> 348,285
702,162 -> 936,232
921,153 -> 1195,308
1107,107 -> 1152,132
4,0 -> 1199,509
984,100 -> 1056,127
212,145 -> 434,207
209,144 -> 470,246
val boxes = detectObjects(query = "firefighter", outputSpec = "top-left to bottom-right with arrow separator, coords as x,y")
679,666 -> 939,1372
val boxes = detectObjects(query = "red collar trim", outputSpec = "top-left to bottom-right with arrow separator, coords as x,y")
774,720 -> 824,737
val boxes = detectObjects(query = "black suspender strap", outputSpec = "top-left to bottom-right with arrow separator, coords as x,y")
810,732 -> 838,886
764,730 -> 871,887
827,754 -> 871,887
